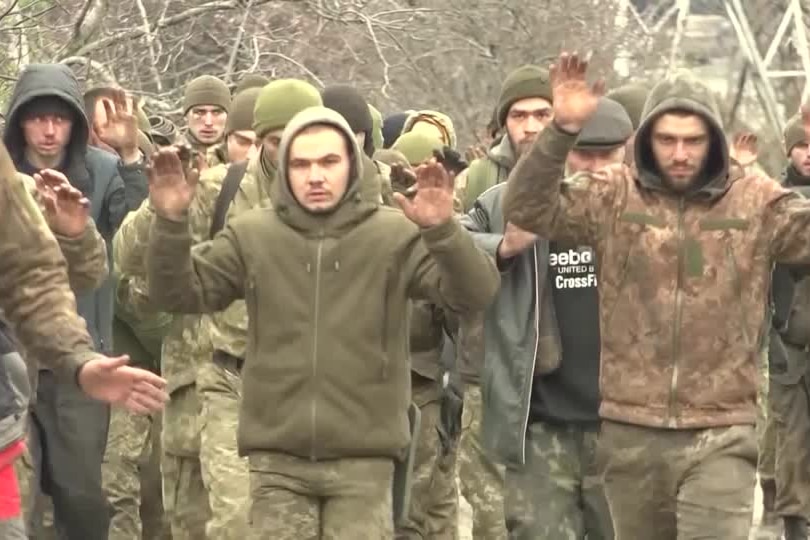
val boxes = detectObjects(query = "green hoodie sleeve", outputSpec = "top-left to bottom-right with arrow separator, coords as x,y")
146,214 -> 246,314
405,218 -> 500,315
502,123 -> 619,246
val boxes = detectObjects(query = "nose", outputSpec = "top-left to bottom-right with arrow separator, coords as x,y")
524,115 -> 541,134
673,141 -> 689,161
203,112 -> 215,126
42,119 -> 56,136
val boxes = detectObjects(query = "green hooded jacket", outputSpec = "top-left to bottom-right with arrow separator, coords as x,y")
145,107 -> 499,460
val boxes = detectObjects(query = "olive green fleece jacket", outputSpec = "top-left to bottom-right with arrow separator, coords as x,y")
146,107 -> 500,460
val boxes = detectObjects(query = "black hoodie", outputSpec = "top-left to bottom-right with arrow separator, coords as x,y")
3,64 -> 148,353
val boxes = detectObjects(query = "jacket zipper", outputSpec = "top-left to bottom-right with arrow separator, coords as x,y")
310,235 -> 324,461
667,199 -> 685,427
519,244 -> 541,466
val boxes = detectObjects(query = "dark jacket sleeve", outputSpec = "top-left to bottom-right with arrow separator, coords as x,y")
106,160 -> 149,232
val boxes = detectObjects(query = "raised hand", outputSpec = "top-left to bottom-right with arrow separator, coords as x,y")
34,169 -> 90,238
393,158 -> 455,228
730,132 -> 758,168
94,89 -> 139,160
147,147 -> 199,221
549,51 -> 605,133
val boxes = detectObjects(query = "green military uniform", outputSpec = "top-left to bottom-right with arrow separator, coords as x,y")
144,107 -> 500,540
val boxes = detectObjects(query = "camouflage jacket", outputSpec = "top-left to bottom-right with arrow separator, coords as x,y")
0,145 -> 98,382
503,73 -> 810,429
193,153 -> 274,361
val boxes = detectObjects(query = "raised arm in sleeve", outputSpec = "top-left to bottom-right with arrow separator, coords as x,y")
146,213 -> 247,314
0,151 -> 96,381
765,184 -> 810,265
502,123 -> 618,246
57,219 -> 109,292
404,218 -> 500,315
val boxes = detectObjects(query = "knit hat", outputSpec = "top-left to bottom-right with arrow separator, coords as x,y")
226,87 -> 261,135
321,85 -> 374,157
391,132 -> 444,166
373,148 -> 410,169
382,111 -> 412,149
369,105 -> 384,152
148,115 -> 178,146
253,79 -> 322,138
575,98 -> 634,150
784,114 -> 807,155
183,75 -> 231,115
234,73 -> 269,95
607,83 -> 651,130
497,66 -> 552,129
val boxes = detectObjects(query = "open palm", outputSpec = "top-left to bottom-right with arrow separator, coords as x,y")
148,148 -> 199,221
393,159 -> 455,228
730,133 -> 758,168
35,170 -> 90,237
550,52 -> 605,133
95,90 -> 138,152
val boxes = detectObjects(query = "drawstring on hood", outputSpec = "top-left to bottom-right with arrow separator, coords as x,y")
3,64 -> 93,195
272,106 -> 379,234
634,71 -> 731,201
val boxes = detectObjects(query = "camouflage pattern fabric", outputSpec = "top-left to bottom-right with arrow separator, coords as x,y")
595,421 -> 757,539
396,374 -> 459,540
199,357 -> 249,539
162,441 -> 211,540
247,452 -> 395,540
771,349 -> 810,519
457,384 -> 506,540
102,407 -> 154,539
758,340 -> 776,480
504,422 -> 612,540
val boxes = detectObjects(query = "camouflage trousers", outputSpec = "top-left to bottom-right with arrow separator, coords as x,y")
596,421 -> 757,540
247,452 -> 395,539
396,374 -> 459,540
457,384 -> 506,540
102,407 -> 170,540
771,372 -> 810,519
162,384 -> 211,540
505,422 -> 612,540
198,355 -> 249,539
758,343 -> 777,481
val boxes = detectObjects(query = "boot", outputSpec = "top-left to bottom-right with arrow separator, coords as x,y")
785,516 -> 809,540
755,479 -> 783,539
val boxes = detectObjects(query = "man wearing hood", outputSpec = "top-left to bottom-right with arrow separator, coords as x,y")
451,64 -> 554,540
114,78 -> 324,539
2,63 -> 149,539
144,106 -> 499,539
182,75 -> 231,167
502,51 -> 810,539
463,97 -> 631,540
767,112 -> 810,540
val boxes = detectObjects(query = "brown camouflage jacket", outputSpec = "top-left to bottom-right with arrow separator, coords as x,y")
503,73 -> 810,429
0,143 -> 98,382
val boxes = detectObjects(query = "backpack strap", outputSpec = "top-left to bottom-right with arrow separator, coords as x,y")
209,161 -> 249,240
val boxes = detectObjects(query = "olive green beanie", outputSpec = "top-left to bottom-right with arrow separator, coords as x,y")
183,75 -> 231,115
369,105 -> 384,152
226,87 -> 261,135
253,79 -> 322,138
497,65 -> 552,129
607,83 -> 651,130
784,114 -> 807,155
391,132 -> 444,166
234,73 -> 269,95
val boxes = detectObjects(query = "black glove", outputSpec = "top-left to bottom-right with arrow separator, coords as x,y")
436,372 -> 464,457
390,164 -> 417,198
433,146 -> 468,176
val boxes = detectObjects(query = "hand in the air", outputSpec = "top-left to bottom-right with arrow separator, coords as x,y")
549,51 -> 606,134
393,158 -> 455,228
34,169 -> 90,238
147,147 -> 200,221
730,132 -> 758,168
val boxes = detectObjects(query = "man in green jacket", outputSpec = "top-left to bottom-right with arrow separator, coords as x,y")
144,106 -> 499,539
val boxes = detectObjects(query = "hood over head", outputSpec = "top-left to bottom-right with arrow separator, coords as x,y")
3,64 -> 92,193
634,70 -> 730,200
321,84 -> 375,157
272,106 -> 378,233
401,110 -> 456,149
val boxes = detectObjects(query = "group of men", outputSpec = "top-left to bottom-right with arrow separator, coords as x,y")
0,46 -> 809,540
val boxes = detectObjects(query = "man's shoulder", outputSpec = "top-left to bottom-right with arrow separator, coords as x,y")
85,146 -> 121,180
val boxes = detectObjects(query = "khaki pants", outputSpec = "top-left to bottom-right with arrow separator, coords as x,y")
596,421 -> 757,540
247,452 -> 395,540
772,374 -> 810,519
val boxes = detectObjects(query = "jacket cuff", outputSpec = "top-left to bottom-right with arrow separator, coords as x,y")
420,218 -> 459,246
66,350 -> 97,390
539,122 -> 580,162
